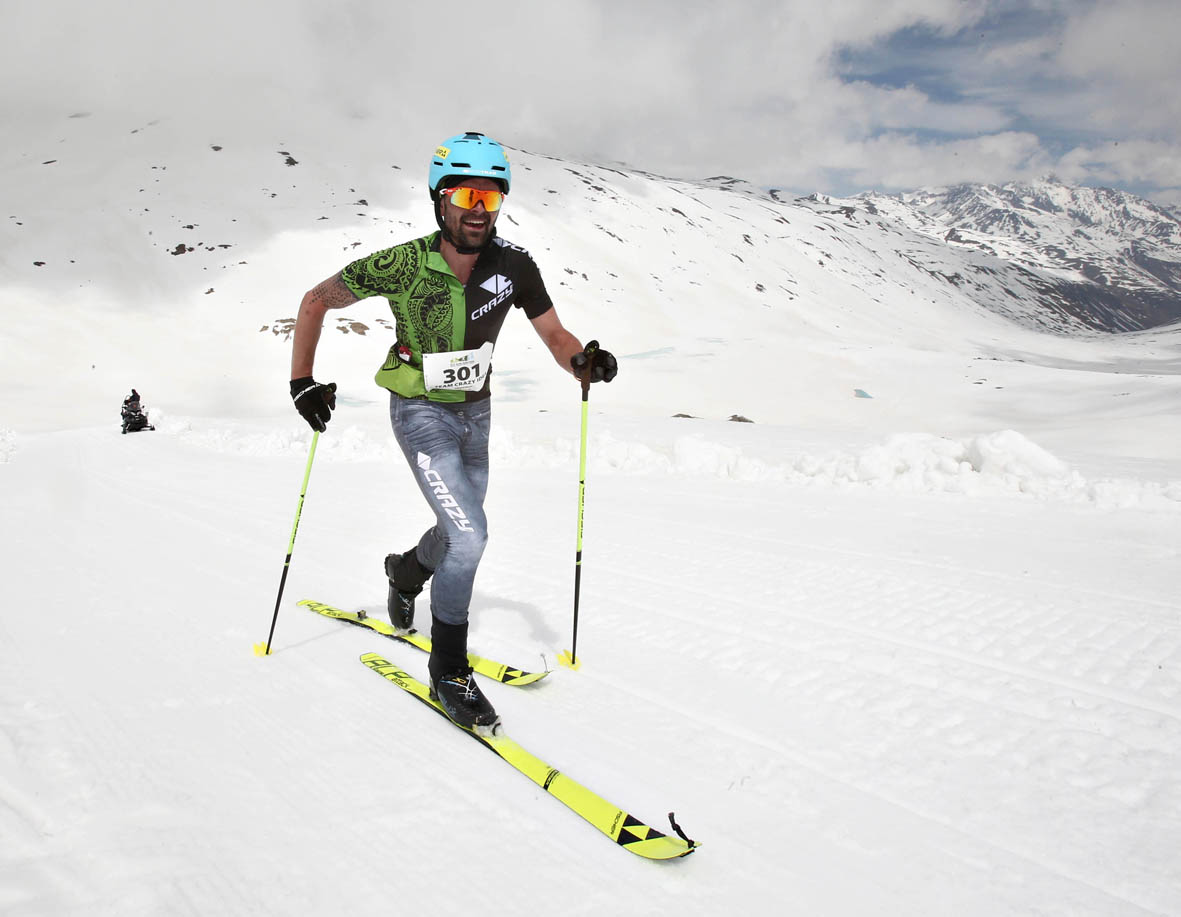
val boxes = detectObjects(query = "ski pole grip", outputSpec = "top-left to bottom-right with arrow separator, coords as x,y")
579,340 -> 599,394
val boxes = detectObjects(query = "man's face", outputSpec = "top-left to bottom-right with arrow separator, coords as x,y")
440,177 -> 501,250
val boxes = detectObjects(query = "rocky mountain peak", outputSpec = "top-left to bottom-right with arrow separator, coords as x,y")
855,177 -> 1181,331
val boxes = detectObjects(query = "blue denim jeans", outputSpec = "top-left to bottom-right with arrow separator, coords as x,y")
389,395 -> 492,626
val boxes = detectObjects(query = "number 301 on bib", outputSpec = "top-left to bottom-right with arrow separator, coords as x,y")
423,342 -> 494,392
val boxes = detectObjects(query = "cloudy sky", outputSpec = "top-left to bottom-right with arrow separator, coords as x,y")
6,0 -> 1180,203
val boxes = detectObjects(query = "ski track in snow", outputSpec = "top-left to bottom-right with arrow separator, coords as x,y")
4,420 -> 1176,917
608,495 -> 1178,909
3,405 -> 1181,915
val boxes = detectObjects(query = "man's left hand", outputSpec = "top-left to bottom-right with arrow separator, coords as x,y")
571,341 -> 618,383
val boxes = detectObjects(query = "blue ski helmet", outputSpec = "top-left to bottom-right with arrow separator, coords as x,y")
429,132 -> 511,199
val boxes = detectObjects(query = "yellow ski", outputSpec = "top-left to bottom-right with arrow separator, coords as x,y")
300,599 -> 548,686
359,652 -> 697,860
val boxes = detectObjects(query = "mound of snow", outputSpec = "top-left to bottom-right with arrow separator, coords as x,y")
0,428 -> 16,463
158,415 -> 1180,510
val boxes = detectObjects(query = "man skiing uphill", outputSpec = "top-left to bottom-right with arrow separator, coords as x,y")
288,132 -> 617,732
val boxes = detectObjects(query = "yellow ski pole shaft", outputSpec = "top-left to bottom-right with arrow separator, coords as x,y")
562,343 -> 597,669
256,430 -> 320,656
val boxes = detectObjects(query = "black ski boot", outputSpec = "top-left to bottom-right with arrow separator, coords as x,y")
384,549 -> 431,631
429,617 -> 499,733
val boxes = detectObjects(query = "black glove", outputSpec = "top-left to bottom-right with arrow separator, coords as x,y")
290,377 -> 337,432
570,341 -> 617,383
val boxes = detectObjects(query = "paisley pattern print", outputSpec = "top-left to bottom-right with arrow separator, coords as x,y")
411,273 -> 454,353
342,237 -> 455,353
345,239 -> 424,296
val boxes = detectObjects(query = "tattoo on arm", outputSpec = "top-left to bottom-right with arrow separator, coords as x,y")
312,272 -> 359,310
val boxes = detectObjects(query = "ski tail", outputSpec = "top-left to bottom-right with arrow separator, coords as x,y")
299,599 -> 549,685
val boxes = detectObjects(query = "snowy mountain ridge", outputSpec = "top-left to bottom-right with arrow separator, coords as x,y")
855,178 -> 1181,332
4,117 -> 1180,347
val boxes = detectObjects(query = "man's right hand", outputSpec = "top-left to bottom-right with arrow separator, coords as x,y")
290,377 -> 337,432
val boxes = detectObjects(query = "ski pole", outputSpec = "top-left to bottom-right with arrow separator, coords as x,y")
254,430 -> 320,657
560,342 -> 597,670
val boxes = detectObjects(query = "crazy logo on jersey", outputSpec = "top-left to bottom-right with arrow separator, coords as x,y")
471,274 -> 514,320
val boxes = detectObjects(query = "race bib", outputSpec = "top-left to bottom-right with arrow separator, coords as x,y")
422,342 -> 494,392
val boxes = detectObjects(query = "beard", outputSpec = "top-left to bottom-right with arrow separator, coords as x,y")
443,205 -> 496,251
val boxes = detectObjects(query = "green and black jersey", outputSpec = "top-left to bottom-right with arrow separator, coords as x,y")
342,231 -> 554,403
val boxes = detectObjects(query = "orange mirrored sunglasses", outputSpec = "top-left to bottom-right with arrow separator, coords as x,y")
441,186 -> 504,212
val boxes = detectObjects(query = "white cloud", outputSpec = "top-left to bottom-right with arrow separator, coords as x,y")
1056,0 -> 1181,83
825,131 -> 1052,192
3,0 -> 1179,197
1049,1 -> 1181,136
1148,189 -> 1181,216
1056,140 -> 1181,190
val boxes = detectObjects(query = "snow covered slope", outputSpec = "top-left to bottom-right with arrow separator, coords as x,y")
2,114 -> 1180,916
4,113 -> 1180,435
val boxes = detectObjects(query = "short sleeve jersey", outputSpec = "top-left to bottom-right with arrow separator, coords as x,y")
341,231 -> 554,402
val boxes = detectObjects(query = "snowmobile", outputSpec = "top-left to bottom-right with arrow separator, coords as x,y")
121,393 -> 155,434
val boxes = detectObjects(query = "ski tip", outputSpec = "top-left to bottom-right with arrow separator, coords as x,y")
557,650 -> 581,671
252,642 -> 272,657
